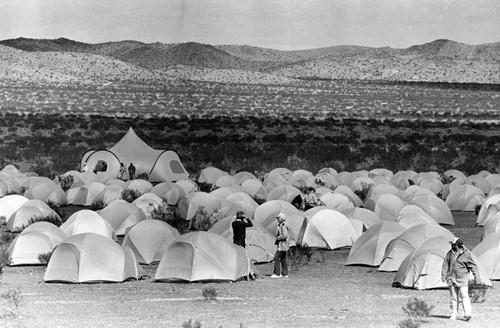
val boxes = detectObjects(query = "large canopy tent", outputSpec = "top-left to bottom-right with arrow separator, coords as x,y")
80,128 -> 189,183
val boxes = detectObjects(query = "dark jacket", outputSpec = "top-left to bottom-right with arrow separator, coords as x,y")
232,218 -> 253,247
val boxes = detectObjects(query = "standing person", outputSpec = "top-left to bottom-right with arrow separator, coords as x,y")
302,187 -> 319,211
441,237 -> 481,321
271,213 -> 289,278
231,210 -> 253,248
118,163 -> 128,181
128,163 -> 136,180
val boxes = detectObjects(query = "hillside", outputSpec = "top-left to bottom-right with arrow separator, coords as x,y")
0,37 -> 499,84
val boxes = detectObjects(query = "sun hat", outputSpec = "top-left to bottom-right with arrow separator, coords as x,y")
276,213 -> 286,220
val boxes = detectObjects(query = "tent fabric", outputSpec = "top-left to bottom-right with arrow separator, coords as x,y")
482,214 -> 500,241
379,223 -> 455,272
66,182 -> 106,206
241,179 -> 267,201
340,207 -> 382,230
92,184 -> 124,206
345,221 -> 406,266
25,181 -> 68,205
44,233 -> 141,283
7,222 -> 67,266
98,199 -> 147,235
6,199 -> 61,232
410,194 -> 455,226
208,216 -> 275,263
60,209 -> 116,240
476,194 -> 500,226
445,184 -> 485,211
297,209 -> 359,250
395,204 -> 439,229
266,185 -> 303,204
132,193 -> 164,219
150,181 -> 186,205
177,192 -> 222,221
319,192 -> 355,211
154,231 -> 252,282
124,179 -> 153,194
122,219 -> 180,265
198,167 -> 229,185
393,236 -> 492,290
366,193 -> 406,221
472,232 -> 500,280
81,128 -> 189,183
0,194 -> 30,222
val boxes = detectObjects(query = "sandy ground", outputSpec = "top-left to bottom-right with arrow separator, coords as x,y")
0,212 -> 499,328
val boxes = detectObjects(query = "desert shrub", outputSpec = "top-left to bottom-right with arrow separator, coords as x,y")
402,297 -> 434,320
189,207 -> 221,231
0,232 -> 13,274
288,244 -> 313,269
469,281 -> 488,303
201,286 -> 218,301
37,251 -> 52,265
0,288 -> 22,318
121,188 -> 142,203
285,154 -> 311,171
56,174 -> 75,192
149,202 -> 190,234
90,199 -> 107,211
26,213 -> 62,228
398,318 -> 421,328
136,172 -> 149,180
46,200 -> 65,221
182,319 -> 202,328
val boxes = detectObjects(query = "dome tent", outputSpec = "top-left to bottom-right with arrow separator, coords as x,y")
154,231 -> 253,282
81,128 -> 188,183
44,233 -> 141,283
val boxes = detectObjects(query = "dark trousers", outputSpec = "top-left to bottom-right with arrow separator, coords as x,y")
234,239 -> 245,248
273,251 -> 288,276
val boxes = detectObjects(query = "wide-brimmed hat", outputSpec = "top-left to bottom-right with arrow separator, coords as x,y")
236,210 -> 245,219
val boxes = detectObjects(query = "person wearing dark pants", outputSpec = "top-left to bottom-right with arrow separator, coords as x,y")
271,213 -> 289,278
231,210 -> 253,248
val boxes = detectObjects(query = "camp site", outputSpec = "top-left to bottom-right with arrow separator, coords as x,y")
1,4 -> 500,325
2,129 -> 500,327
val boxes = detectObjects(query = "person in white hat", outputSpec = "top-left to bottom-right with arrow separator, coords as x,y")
441,237 -> 481,321
271,213 -> 289,278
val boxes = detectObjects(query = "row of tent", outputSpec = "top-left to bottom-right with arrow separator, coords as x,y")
2,163 -> 500,286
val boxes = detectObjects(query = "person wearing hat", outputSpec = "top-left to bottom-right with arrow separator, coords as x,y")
231,211 -> 253,248
302,187 -> 319,211
271,213 -> 289,278
441,237 -> 481,321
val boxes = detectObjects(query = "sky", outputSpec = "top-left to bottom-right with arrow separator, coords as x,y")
0,0 -> 499,50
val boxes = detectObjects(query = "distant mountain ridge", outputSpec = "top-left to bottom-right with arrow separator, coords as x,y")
0,37 -> 499,84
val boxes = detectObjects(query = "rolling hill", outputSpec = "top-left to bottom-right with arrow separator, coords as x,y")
0,37 -> 499,84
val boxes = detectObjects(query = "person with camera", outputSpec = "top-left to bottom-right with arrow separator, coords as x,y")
441,237 -> 481,321
231,210 -> 253,248
271,213 -> 289,278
